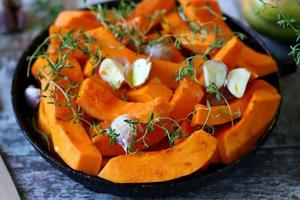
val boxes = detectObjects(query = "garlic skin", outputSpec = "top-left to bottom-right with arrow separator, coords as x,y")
203,60 -> 228,89
226,68 -> 251,98
25,85 -> 41,109
128,58 -> 152,87
144,43 -> 174,61
99,58 -> 126,89
110,114 -> 137,152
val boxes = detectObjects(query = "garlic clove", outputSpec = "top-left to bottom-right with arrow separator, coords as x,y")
99,58 -> 126,89
128,58 -> 152,87
203,60 -> 228,89
144,43 -> 174,61
25,85 -> 41,109
110,114 -> 137,152
226,68 -> 251,98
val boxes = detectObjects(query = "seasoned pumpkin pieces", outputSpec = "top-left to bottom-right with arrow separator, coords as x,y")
76,78 -> 173,121
170,80 -> 204,120
99,130 -> 217,183
52,120 -> 102,175
86,27 -> 181,89
216,80 -> 281,164
162,11 -> 216,54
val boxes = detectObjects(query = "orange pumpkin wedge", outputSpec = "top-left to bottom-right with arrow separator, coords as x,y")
91,121 -> 169,156
214,36 -> 243,69
52,120 -> 102,175
76,78 -> 173,121
54,10 -> 102,30
126,80 -> 173,102
170,80 -> 204,120
133,0 -> 176,17
99,130 -> 217,183
192,79 -> 262,126
237,44 -> 278,78
216,80 -> 281,164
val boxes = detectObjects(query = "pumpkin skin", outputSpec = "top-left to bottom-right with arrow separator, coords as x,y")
99,130 -> 217,183
215,80 -> 281,164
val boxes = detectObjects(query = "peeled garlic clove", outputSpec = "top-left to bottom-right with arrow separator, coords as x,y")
25,85 -> 40,109
99,58 -> 126,89
129,58 -> 152,87
226,68 -> 251,98
203,60 -> 227,89
144,43 -> 174,61
110,114 -> 137,152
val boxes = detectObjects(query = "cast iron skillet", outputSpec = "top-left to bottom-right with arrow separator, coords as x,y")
11,1 -> 281,197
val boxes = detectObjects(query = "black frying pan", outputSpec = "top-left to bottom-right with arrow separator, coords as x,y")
11,0 -> 281,197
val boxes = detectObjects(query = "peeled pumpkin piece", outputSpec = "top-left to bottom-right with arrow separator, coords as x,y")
133,0 -> 176,17
76,78 -> 173,121
37,100 -> 52,135
192,79 -> 262,126
86,27 -> 180,89
213,36 -> 243,69
170,80 -> 204,120
31,52 -> 83,82
237,44 -> 278,78
126,79 -> 173,102
216,80 -> 281,164
99,130 -> 217,183
91,121 -> 169,156
52,120 -> 102,175
83,58 -> 122,98
161,11 -> 216,54
54,10 -> 102,30
178,0 -> 232,38
48,26 -> 89,66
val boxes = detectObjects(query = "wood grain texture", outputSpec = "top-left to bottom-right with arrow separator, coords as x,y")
0,0 -> 300,199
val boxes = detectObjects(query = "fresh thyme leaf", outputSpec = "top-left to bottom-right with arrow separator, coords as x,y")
107,127 -> 119,144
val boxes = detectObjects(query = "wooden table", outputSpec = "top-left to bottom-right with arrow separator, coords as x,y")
0,1 -> 299,199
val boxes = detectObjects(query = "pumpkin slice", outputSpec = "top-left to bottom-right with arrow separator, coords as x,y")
31,53 -> 83,82
35,54 -> 83,121
37,99 -> 52,135
237,44 -> 278,78
99,130 -> 217,183
178,0 -> 232,39
170,80 -> 204,120
162,11 -> 217,54
192,79 -> 260,126
214,36 -> 243,69
76,78 -> 172,121
91,121 -> 168,156
48,26 -> 89,65
86,27 -> 180,89
133,0 -> 176,17
216,80 -> 281,164
54,10 -> 102,30
52,120 -> 102,175
126,80 -> 173,102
